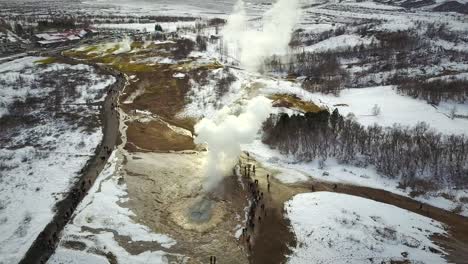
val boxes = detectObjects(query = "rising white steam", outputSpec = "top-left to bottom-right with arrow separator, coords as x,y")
113,37 -> 132,54
223,0 -> 301,71
194,96 -> 272,191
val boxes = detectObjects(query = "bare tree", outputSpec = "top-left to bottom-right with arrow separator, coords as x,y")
372,104 -> 381,116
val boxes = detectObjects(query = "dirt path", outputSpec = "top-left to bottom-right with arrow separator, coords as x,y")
246,156 -> 468,264
19,55 -> 126,264
239,156 -> 307,264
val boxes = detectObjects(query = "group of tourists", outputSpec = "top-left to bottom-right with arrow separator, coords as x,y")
239,155 -> 273,253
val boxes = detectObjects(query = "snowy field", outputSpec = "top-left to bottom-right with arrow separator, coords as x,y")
285,192 -> 447,264
258,80 -> 468,136
303,34 -> 377,53
0,57 -> 114,263
310,86 -> 468,136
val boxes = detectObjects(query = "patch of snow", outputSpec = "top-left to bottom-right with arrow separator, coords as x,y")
309,86 -> 468,135
173,72 -> 186,79
375,20 -> 415,32
430,39 -> 468,53
48,248 -> 109,264
304,34 -> 377,53
285,192 -> 447,264
181,68 -> 248,119
342,1 -> 405,11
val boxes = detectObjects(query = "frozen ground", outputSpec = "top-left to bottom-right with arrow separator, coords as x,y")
0,57 -> 114,263
285,192 -> 447,264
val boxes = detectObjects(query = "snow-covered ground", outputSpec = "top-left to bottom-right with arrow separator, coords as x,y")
180,68 -> 250,119
0,57 -> 114,263
303,34 -> 377,53
259,81 -> 468,136
309,86 -> 468,136
285,192 -> 447,264
48,152 -> 181,264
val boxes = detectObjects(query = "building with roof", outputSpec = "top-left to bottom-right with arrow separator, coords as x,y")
35,29 -> 89,47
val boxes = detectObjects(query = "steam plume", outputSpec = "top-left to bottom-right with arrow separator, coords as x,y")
223,0 -> 301,71
194,96 -> 272,191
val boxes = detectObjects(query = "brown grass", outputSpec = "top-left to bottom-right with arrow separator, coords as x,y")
126,120 -> 195,152
65,40 -> 220,153
269,93 -> 322,113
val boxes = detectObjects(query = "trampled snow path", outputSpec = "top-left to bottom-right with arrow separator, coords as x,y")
285,192 -> 447,264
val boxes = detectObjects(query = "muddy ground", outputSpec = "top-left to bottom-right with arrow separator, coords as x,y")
122,152 -> 249,263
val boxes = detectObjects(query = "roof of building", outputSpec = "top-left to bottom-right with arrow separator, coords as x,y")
37,39 -> 66,45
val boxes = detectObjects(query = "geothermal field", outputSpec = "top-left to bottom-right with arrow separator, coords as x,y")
1,0 -> 468,263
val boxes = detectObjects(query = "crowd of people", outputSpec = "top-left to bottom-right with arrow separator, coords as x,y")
239,157 -> 272,253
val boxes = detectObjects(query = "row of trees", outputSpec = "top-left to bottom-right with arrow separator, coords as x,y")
37,18 -> 77,30
395,78 -> 468,105
263,52 -> 348,95
262,110 -> 468,189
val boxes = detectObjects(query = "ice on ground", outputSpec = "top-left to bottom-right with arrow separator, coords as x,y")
48,152 -> 179,264
285,192 -> 447,264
